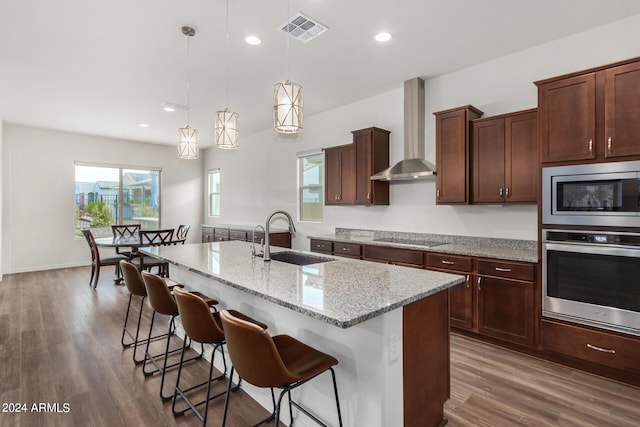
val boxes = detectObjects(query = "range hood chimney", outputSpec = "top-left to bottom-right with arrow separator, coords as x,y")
371,77 -> 436,181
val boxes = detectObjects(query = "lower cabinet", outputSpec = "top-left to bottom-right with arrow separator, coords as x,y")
202,226 -> 291,248
426,253 -> 473,330
362,245 -> 424,268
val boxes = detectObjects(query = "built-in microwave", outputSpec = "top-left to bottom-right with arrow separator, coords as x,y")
542,160 -> 640,227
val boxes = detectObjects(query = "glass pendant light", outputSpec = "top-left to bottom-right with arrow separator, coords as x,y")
178,26 -> 199,159
215,0 -> 239,149
274,0 -> 303,134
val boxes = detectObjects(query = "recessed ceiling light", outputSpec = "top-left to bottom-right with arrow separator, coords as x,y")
245,35 -> 262,45
375,32 -> 392,42
138,123 -> 149,128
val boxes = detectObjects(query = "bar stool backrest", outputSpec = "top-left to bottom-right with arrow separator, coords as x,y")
219,310 -> 294,388
173,288 -> 225,345
141,271 -> 177,316
120,260 -> 147,297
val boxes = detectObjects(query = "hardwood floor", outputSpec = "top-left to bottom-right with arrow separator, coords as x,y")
1,267 -> 639,427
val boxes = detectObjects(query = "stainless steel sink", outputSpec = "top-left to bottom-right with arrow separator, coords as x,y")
260,251 -> 335,266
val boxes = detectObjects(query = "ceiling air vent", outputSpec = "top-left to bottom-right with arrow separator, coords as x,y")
279,13 -> 328,43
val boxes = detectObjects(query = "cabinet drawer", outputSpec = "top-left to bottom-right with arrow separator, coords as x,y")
310,239 -> 333,254
362,245 -> 424,268
334,242 -> 361,258
214,228 -> 230,238
250,232 -> 265,244
478,259 -> 534,282
229,230 -> 247,241
542,319 -> 640,372
426,253 -> 472,272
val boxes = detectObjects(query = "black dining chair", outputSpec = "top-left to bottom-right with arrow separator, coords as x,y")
82,229 -> 129,289
111,224 -> 141,258
174,224 -> 190,244
137,229 -> 175,277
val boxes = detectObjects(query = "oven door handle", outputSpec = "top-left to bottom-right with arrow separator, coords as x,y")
543,242 -> 640,258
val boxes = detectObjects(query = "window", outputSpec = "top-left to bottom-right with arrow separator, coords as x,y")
208,169 -> 221,217
74,164 -> 161,237
298,151 -> 324,221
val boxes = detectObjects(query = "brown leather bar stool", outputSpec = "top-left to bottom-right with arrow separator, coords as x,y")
120,260 -> 181,364
141,271 -> 218,401
172,288 -> 268,426
220,310 -> 343,427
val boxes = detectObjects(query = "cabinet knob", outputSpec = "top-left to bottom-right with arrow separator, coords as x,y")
499,187 -> 504,198
436,189 -> 441,199
506,187 -> 510,198
367,192 -> 371,200
588,139 -> 593,154
607,136 -> 612,152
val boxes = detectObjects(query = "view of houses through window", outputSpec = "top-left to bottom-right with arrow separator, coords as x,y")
298,151 -> 323,221
74,164 -> 161,237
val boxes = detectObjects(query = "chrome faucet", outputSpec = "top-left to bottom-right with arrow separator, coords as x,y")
263,210 -> 296,261
251,224 -> 266,257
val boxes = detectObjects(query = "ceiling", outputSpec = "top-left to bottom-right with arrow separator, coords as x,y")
2,0 -> 640,148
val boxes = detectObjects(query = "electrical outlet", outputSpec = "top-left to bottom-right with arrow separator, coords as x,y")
389,334 -> 399,363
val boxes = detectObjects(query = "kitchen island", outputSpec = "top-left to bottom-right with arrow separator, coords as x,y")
142,241 -> 465,427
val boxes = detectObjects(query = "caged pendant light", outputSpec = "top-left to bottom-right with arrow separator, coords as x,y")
178,26 -> 199,159
273,0 -> 303,134
215,0 -> 239,149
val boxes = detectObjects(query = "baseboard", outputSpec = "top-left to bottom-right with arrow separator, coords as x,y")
6,261 -> 89,275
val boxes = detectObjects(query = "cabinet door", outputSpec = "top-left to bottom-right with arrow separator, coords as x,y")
324,145 -> 355,205
353,128 -> 389,205
435,106 -> 482,204
472,117 -> 505,203
505,111 -> 537,203
449,275 -> 473,330
538,73 -> 596,163
477,275 -> 534,346
604,61 -> 640,158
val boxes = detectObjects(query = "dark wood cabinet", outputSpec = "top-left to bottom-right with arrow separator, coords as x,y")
202,226 -> 214,243
434,105 -> 483,204
333,242 -> 361,259
426,253 -> 473,330
324,144 -> 355,205
309,238 -> 333,254
214,228 -> 230,242
352,127 -> 390,205
476,260 -> 535,347
202,226 -> 291,248
537,58 -> 640,163
362,245 -> 424,268
471,109 -> 537,204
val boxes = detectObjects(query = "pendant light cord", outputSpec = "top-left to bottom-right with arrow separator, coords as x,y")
186,34 -> 191,125
225,0 -> 230,107
286,0 -> 290,81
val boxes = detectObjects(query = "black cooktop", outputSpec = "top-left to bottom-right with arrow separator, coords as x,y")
372,237 -> 446,247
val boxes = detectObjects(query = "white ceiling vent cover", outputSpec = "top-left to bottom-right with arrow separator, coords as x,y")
279,13 -> 328,43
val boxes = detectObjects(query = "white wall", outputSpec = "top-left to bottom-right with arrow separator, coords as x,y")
2,124 -> 203,273
204,14 -> 640,250
0,118 -> 3,279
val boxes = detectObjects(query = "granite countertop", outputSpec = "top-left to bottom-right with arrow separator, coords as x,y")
141,241 -> 464,328
308,229 -> 538,263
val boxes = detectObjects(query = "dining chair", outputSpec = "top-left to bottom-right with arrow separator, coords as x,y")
137,229 -> 175,277
111,224 -> 141,258
82,229 -> 129,289
220,310 -> 343,427
174,224 -> 190,244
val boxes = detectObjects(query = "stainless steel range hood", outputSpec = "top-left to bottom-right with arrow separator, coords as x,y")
371,77 -> 436,181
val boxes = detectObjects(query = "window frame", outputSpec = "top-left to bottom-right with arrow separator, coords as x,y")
297,149 -> 324,222
208,168 -> 221,217
74,161 -> 162,238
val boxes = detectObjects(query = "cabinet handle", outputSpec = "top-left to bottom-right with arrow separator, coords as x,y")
436,189 -> 440,199
587,343 -> 616,354
367,192 -> 371,200
607,136 -> 612,152
477,277 -> 482,290
465,275 -> 470,289
506,187 -> 510,198
495,267 -> 512,272
499,187 -> 504,198
441,260 -> 455,265
588,139 -> 593,153
342,247 -> 350,251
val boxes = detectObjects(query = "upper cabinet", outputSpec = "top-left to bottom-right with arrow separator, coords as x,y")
324,144 -> 355,205
325,127 -> 390,206
471,109 -> 538,204
434,105 -> 483,204
537,58 -> 640,164
352,127 -> 390,205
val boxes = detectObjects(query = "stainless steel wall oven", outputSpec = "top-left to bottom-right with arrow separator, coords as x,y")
542,229 -> 640,336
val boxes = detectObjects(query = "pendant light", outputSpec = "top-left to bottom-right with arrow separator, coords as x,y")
273,0 -> 303,134
215,0 -> 239,149
178,26 -> 199,159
